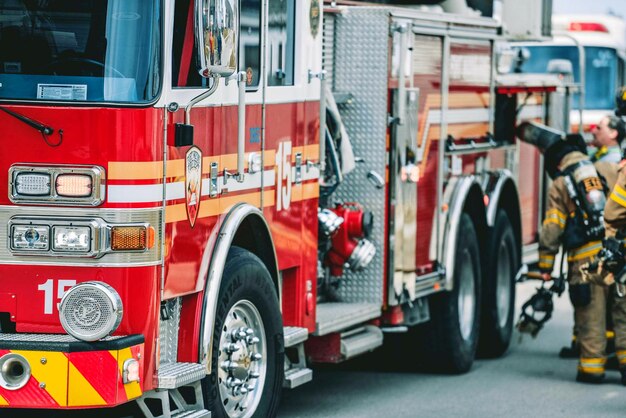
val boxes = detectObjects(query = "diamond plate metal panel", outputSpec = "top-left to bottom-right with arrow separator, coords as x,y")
157,362 -> 206,389
323,14 -> 336,90
315,303 -> 381,336
331,8 -> 390,303
159,297 -> 181,365
171,410 -> 211,418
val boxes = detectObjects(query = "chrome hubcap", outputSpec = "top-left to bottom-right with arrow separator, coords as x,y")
496,240 -> 512,329
218,300 -> 266,418
458,249 -> 476,341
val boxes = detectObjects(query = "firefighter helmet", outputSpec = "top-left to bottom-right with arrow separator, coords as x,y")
516,121 -> 583,178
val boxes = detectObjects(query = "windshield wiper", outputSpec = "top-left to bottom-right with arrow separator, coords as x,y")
0,106 -> 63,147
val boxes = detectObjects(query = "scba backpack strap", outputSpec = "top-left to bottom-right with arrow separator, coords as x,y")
562,160 -> 606,244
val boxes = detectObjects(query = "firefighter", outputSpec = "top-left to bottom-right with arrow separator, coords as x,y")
590,114 -> 625,163
517,122 -> 619,383
561,115 -> 625,359
584,115 -> 626,362
598,160 -> 626,385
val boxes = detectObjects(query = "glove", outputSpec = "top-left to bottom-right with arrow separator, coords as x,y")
601,237 -> 626,275
580,259 -> 617,287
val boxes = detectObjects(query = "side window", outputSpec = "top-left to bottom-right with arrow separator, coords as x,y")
241,0 -> 262,89
268,0 -> 295,86
172,0 -> 203,88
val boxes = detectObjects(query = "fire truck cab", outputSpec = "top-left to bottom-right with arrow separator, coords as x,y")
512,13 -> 626,133
0,1 -> 561,417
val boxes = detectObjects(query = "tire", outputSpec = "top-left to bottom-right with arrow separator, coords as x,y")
478,210 -> 518,358
202,246 -> 284,418
412,213 -> 482,373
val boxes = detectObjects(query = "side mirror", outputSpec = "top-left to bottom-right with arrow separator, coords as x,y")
196,0 -> 239,78
547,59 -> 574,77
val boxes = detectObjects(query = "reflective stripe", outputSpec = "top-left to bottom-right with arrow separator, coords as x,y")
16,350 -> 68,407
108,146 -> 318,180
580,357 -> 606,364
578,366 -> 605,375
567,241 -> 603,262
0,346 -> 144,408
610,184 -> 626,208
108,167 -> 317,204
606,331 -> 615,339
539,253 -> 555,270
543,218 -> 565,228
68,362 -> 107,407
544,208 -> 566,228
538,262 -> 554,270
578,357 -> 606,374
616,350 -> 626,365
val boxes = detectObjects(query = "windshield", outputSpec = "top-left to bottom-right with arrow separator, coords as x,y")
0,0 -> 161,104
519,46 -> 618,110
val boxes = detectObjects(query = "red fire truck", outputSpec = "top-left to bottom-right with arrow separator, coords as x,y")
0,0 -> 560,417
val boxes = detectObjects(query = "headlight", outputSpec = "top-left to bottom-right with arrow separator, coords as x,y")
14,172 -> 51,196
55,174 -> 92,197
10,225 -> 50,250
8,217 -> 154,258
59,282 -> 123,342
52,226 -> 91,252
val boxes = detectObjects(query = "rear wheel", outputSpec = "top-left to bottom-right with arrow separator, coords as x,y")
410,213 -> 482,373
203,247 -> 284,418
478,210 -> 518,358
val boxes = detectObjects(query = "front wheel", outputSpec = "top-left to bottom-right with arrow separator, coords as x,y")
203,247 -> 284,418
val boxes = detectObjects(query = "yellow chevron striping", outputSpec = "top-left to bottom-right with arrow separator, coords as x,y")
115,349 -> 142,401
16,351 -> 68,407
68,362 -> 107,407
0,393 -> 7,406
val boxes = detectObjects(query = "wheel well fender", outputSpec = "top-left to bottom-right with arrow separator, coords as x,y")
441,176 -> 488,291
198,203 -> 279,373
485,171 -> 521,264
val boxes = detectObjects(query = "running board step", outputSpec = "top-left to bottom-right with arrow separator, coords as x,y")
284,326 -> 308,347
158,363 -> 206,389
171,410 -> 211,418
284,367 -> 313,389
340,325 -> 383,360
315,303 -> 381,336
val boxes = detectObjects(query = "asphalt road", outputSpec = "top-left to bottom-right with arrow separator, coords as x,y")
278,281 -> 626,418
7,282 -> 626,418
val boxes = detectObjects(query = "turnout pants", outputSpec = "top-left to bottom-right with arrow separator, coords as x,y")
576,281 -> 626,375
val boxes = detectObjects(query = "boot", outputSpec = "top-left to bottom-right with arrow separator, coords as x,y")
576,371 -> 605,384
620,368 -> 626,386
559,340 -> 579,358
606,353 -> 619,370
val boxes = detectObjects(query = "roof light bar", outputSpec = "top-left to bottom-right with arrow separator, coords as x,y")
569,22 -> 609,33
